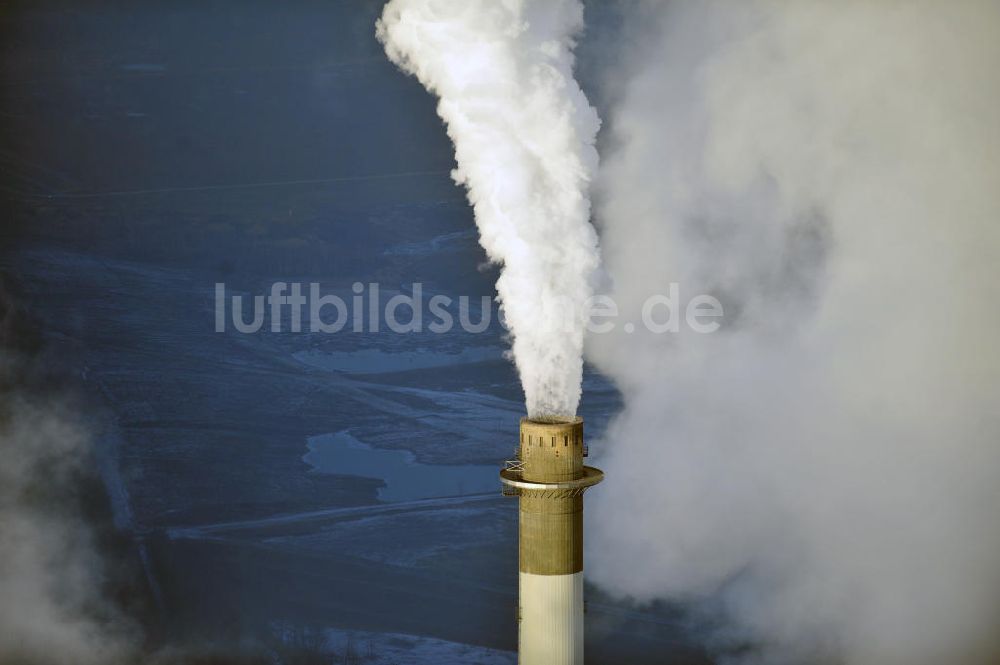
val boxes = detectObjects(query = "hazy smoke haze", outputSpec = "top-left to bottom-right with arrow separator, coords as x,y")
586,1 -> 1000,663
376,0 -> 601,418
0,281 -> 141,665
0,402 -> 140,665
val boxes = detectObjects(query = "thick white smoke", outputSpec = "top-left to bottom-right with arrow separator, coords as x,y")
587,1 -> 1000,664
376,0 -> 601,417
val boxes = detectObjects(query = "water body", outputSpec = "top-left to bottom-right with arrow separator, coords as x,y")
303,431 -> 498,502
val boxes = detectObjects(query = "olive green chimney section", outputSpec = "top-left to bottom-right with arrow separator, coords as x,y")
518,417 -> 585,575
519,416 -> 584,482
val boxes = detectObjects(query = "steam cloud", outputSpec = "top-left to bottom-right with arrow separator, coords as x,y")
376,0 -> 601,418
0,282 -> 140,665
586,2 -> 1000,664
0,401 -> 139,665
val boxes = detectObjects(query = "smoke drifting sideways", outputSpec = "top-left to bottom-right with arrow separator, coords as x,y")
0,278 -> 142,665
376,0 -> 601,418
0,278 -> 309,665
585,2 -> 1000,664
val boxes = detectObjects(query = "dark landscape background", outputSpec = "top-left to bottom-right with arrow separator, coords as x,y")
0,2 -> 708,663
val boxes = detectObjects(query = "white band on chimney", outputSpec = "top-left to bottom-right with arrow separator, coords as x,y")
518,571 -> 584,665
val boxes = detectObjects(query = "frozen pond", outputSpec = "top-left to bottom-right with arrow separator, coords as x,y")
303,431 -> 499,502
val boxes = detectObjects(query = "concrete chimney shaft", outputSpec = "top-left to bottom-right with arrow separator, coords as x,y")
500,416 -> 604,665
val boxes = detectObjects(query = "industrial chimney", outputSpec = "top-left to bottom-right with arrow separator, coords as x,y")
500,416 -> 604,665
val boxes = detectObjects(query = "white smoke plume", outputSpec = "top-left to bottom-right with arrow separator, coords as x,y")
586,1 -> 1000,664
376,0 -> 601,418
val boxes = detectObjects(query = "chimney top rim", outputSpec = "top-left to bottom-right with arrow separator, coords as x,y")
521,415 -> 583,426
